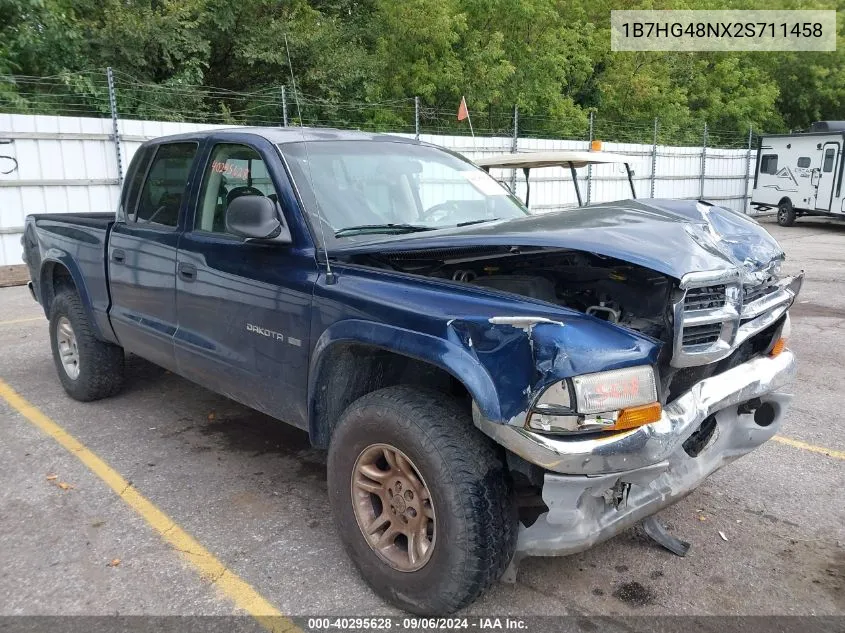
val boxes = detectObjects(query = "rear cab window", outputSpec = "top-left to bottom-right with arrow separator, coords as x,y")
118,148 -> 153,222
129,142 -> 198,228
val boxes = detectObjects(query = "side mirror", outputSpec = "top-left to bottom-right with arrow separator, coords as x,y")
225,195 -> 292,244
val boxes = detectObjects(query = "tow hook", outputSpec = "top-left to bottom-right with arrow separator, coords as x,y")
737,397 -> 777,427
737,398 -> 763,415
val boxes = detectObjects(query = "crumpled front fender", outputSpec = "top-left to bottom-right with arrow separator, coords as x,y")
446,314 -> 660,422
309,314 -> 660,433
309,318 -> 503,422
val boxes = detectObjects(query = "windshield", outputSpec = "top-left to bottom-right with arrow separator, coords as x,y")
280,140 -> 529,246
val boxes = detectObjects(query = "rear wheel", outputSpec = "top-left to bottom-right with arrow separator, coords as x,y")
777,199 -> 797,227
49,288 -> 125,401
327,386 -> 517,614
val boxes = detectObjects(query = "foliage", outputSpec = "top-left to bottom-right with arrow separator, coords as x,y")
0,0 -> 843,145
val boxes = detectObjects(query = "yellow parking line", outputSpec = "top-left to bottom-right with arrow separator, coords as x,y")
773,435 -> 845,461
0,317 -> 44,325
0,379 -> 299,633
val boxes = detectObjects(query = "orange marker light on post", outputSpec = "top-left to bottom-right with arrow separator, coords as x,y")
590,139 -> 603,151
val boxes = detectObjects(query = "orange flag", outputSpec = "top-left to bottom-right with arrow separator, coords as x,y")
457,96 -> 469,121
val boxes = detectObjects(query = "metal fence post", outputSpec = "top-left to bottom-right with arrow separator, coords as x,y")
743,125 -> 753,213
414,96 -> 420,140
650,117 -> 659,198
281,86 -> 288,127
510,104 -> 519,192
586,111 -> 594,204
106,67 -> 123,184
699,122 -> 708,200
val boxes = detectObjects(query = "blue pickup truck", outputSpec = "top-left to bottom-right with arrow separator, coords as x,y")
22,127 -> 801,614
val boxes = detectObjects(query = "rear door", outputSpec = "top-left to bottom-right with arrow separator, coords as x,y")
816,141 -> 840,211
174,135 -> 317,428
108,141 -> 200,370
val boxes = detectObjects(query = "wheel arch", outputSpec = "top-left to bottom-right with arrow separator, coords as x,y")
307,320 -> 501,448
39,255 -> 102,339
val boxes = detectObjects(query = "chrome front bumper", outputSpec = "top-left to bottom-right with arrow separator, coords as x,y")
474,350 -> 796,476
473,350 -> 796,557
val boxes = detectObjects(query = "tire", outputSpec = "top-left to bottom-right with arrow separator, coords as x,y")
777,199 -> 797,227
327,386 -> 517,614
49,287 -> 125,401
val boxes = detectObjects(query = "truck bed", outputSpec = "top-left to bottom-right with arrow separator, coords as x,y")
23,212 -> 117,344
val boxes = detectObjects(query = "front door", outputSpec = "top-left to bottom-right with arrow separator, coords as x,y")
174,138 -> 317,428
108,141 -> 199,371
816,142 -> 840,211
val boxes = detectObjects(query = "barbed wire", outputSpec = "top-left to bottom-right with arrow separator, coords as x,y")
0,71 -> 759,149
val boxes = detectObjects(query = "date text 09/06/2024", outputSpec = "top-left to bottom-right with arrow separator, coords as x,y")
306,617 -> 527,630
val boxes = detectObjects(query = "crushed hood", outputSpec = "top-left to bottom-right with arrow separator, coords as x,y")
330,199 -> 785,280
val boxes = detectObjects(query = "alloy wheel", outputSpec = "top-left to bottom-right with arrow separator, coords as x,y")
350,443 -> 436,572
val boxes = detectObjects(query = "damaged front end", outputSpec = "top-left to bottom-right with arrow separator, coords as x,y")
331,199 -> 802,559
450,253 -> 801,561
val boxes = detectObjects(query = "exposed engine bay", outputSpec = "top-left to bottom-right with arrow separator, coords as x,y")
345,247 -> 677,345
341,245 -> 793,405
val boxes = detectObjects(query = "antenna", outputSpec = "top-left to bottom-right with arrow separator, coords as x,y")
284,32 -> 337,285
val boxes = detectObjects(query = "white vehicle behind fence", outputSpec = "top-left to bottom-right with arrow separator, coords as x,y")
751,121 -> 845,226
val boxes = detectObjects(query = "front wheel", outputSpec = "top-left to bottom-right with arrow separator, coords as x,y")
49,288 -> 125,401
327,386 -> 517,614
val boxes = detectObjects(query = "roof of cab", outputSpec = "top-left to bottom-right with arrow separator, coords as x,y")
141,126 -> 418,145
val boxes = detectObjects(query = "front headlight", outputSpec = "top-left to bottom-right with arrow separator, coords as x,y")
527,365 -> 661,435
572,365 -> 657,414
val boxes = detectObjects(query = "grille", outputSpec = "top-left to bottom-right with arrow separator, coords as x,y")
683,285 -> 727,311
666,365 -> 713,400
665,314 -> 784,402
682,323 -> 723,346
743,280 -> 777,305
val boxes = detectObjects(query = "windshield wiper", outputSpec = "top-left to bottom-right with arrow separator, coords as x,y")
456,218 -> 500,227
334,223 -> 436,237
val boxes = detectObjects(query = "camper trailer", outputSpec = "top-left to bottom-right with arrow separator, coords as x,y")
751,121 -> 845,226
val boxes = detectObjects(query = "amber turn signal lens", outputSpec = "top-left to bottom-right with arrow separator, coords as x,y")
769,338 -> 786,357
611,402 -> 662,431
590,139 -> 603,151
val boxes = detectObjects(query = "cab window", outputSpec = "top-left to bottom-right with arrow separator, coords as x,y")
134,142 -> 198,227
195,144 -> 278,234
120,147 -> 152,222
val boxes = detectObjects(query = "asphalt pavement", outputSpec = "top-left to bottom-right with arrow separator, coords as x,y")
0,216 -> 843,620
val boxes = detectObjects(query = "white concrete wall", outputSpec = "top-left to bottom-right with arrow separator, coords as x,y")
0,113 -> 754,266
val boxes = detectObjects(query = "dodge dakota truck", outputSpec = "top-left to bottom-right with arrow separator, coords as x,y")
21,127 -> 801,614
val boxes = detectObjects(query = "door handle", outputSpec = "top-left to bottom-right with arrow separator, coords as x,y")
178,262 -> 197,281
112,249 -> 126,264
